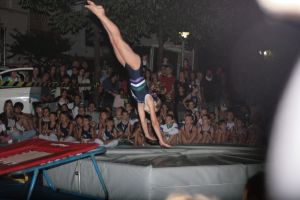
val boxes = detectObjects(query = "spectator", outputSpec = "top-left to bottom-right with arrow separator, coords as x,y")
93,83 -> 106,109
180,114 -> 197,145
160,114 -> 179,145
125,103 -> 138,122
113,89 -> 126,109
74,115 -> 84,140
78,68 -> 91,105
77,104 -> 86,117
58,111 -> 76,142
226,111 -> 235,132
13,102 -> 36,142
71,94 -> 82,118
58,89 -> 70,107
113,107 -> 123,126
78,115 -> 97,143
0,100 -> 16,136
38,107 -> 50,134
3,71 -> 20,82
183,85 -> 201,112
58,64 -> 67,82
49,65 -> 58,82
30,66 -> 41,82
116,110 -> 131,138
182,58 -> 191,71
141,54 -> 149,70
102,73 -> 119,108
201,69 -> 217,112
200,115 -> 214,144
144,69 -> 152,88
40,72 -> 54,102
86,102 -> 99,123
33,104 -> 43,131
175,85 -> 186,123
160,65 -> 176,102
98,118 -> 119,147
150,73 -> 165,95
234,118 -> 248,144
214,120 -> 228,144
38,111 -> 58,141
132,122 -> 145,146
159,103 -> 169,123
98,109 -> 108,132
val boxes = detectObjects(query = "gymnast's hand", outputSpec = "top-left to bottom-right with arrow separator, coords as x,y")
85,0 -> 105,17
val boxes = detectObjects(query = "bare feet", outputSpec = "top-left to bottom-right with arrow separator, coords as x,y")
85,0 -> 105,17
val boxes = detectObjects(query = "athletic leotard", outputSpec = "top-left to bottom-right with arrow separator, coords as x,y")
126,63 -> 149,103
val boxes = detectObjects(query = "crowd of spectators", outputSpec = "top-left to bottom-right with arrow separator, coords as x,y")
0,56 -> 263,147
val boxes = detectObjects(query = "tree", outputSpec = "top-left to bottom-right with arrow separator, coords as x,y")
19,0 -> 103,80
8,30 -> 70,65
19,0 -> 224,71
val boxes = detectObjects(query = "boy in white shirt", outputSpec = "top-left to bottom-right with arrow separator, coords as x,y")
160,114 -> 179,145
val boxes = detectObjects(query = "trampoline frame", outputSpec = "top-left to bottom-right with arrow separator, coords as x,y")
12,147 -> 108,200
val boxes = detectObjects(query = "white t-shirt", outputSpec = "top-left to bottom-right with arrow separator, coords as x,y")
0,124 -> 6,133
160,123 -> 179,136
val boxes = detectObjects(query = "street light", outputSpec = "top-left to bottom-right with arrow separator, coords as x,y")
179,32 -> 190,39
179,31 -> 190,76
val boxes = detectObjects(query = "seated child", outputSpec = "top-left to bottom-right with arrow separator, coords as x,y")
180,114 -> 197,145
79,115 -> 97,143
160,114 -> 179,145
39,112 -> 58,141
97,118 -> 119,148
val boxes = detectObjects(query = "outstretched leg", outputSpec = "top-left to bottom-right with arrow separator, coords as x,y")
85,1 -> 140,69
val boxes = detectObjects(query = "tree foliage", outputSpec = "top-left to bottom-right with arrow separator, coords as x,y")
19,0 -> 212,44
9,30 -> 71,65
18,0 -> 232,64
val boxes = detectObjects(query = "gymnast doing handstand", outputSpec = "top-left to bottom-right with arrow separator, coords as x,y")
85,0 -> 171,148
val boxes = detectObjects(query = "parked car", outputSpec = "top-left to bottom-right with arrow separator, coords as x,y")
0,67 -> 41,114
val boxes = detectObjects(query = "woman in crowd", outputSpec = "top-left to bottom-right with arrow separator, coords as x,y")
0,100 -> 16,133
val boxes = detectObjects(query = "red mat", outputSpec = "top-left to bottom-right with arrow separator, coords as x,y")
0,139 -> 98,175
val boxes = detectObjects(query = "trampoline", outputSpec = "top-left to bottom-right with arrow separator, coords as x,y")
0,139 -> 108,200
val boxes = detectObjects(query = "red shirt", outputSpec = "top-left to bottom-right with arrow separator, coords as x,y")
160,75 -> 176,93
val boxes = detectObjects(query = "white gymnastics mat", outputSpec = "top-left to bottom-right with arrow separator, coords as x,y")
44,145 -> 264,200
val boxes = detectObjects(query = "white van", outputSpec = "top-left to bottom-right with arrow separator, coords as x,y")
0,67 -> 41,114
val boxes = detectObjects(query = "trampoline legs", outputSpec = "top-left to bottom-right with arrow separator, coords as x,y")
91,155 -> 108,200
43,171 -> 56,191
27,169 -> 38,200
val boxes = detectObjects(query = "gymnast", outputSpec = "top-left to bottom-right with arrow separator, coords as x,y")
85,0 -> 171,148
